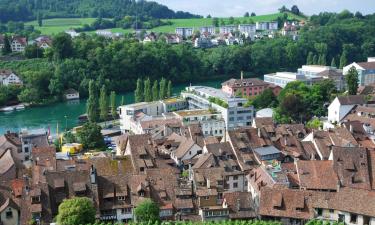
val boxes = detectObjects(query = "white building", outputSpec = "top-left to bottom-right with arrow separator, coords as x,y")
219,25 -> 237,34
175,27 -> 194,38
65,30 -> 79,38
0,70 -> 23,86
327,96 -> 367,124
0,198 -> 20,225
256,22 -> 268,30
268,21 -> 278,30
343,57 -> 375,86
174,109 -> 225,137
200,26 -> 216,34
181,86 -> 254,130
95,30 -> 113,38
238,24 -> 256,34
264,72 -> 309,88
11,37 -> 27,52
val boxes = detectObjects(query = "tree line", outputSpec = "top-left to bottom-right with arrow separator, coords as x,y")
134,77 -> 172,103
0,0 -> 201,23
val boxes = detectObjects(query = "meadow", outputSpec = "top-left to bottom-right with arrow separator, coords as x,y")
27,12 -> 305,35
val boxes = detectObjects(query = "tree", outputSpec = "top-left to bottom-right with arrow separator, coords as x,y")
110,91 -> 116,119
134,199 -> 160,222
121,96 -> 125,105
244,12 -> 250,17
159,78 -> 167,99
24,44 -> 42,58
291,5 -> 300,15
152,80 -> 159,101
99,84 -> 108,121
77,122 -> 105,149
56,197 -> 96,225
206,14 -> 211,18
134,78 -> 144,102
37,11 -> 43,27
144,78 -> 152,102
63,131 -> 76,143
251,89 -> 278,109
2,35 -> 11,55
306,52 -> 314,65
228,16 -> 234,25
306,118 -> 323,129
87,80 -> 99,123
251,12 -> 256,16
339,51 -> 348,69
212,17 -> 219,27
331,57 -> 336,68
312,54 -> 318,65
52,32 -> 73,60
318,54 -> 326,65
346,66 -> 359,95
280,93 -> 305,122
279,5 -> 288,13
167,80 -> 172,98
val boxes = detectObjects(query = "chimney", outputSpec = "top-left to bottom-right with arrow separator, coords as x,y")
207,179 -> 211,189
241,71 -> 244,80
188,163 -> 192,180
349,124 -> 353,133
90,165 -> 97,184
257,128 -> 261,138
284,137 -> 287,146
236,198 -> 241,211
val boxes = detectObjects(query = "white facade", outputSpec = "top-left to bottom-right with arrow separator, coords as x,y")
175,27 -> 194,38
174,109 -> 225,137
0,203 -> 19,225
65,30 -> 79,38
115,207 -> 133,222
119,101 -> 164,133
268,21 -> 278,30
181,86 -> 254,130
225,174 -> 246,192
263,72 -> 301,88
0,73 -> 23,86
238,24 -> 256,34
327,97 -> 356,123
11,40 -> 25,52
171,141 -> 202,165
219,25 -> 237,34
65,92 -> 79,100
315,208 -> 375,225
343,59 -> 375,86
200,26 -> 216,34
256,22 -> 268,30
96,30 -> 113,37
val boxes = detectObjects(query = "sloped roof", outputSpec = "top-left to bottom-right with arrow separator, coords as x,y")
357,61 -> 375,70
0,150 -> 15,175
337,95 -> 366,105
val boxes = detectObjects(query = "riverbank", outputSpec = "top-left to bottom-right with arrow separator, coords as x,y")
0,79 -> 226,135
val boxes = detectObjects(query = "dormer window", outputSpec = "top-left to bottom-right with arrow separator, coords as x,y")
6,208 -> 13,218
118,196 -> 126,201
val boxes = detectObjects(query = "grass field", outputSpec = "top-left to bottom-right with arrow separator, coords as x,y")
27,12 -> 306,35
25,18 -> 97,35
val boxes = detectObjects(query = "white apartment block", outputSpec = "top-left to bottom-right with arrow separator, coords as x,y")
175,27 -> 194,38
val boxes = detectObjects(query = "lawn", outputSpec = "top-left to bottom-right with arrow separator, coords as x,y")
25,18 -> 97,35
26,12 -> 306,35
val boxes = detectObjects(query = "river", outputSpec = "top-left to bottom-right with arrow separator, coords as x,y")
0,80 -> 224,134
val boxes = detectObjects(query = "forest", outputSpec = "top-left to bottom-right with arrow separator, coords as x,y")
0,0 -> 201,23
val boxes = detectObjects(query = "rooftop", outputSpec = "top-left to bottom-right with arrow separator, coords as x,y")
174,109 -> 216,117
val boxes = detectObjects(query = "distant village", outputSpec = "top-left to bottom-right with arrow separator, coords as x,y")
1,55 -> 375,225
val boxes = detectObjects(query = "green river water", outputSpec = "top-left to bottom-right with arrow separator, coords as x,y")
0,80 -> 223,134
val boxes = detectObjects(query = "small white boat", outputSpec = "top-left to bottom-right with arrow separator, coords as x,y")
15,105 -> 25,110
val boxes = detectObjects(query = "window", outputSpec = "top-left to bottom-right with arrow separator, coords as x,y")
118,196 -> 126,201
6,208 -> 13,218
204,196 -> 209,200
329,209 -> 334,213
233,182 -> 238,188
350,214 -> 358,223
229,117 -> 235,121
233,175 -> 238,180
24,147 -> 29,153
317,208 -> 322,216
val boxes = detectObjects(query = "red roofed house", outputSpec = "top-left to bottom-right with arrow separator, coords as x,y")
222,72 -> 280,98
11,36 -> 27,52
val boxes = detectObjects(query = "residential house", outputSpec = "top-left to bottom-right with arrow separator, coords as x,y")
0,70 -> 23,86
171,138 -> 202,166
65,30 -> 79,38
238,24 -> 256,35
0,150 -> 16,181
20,129 -> 49,161
194,37 -> 213,48
35,36 -> 52,49
344,57 -> 375,86
11,37 -> 27,52
0,192 -> 20,225
222,192 -> 256,220
222,73 -> 271,98
165,34 -> 182,44
143,33 -> 157,43
327,95 -> 367,123
0,132 -> 22,162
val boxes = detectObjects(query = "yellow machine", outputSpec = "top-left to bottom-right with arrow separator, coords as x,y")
61,143 -> 83,154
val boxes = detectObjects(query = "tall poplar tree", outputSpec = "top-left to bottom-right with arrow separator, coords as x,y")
110,91 -> 116,119
99,84 -> 108,121
339,51 -> 348,69
331,57 -> 336,68
135,78 -> 144,102
144,78 -> 152,102
306,52 -> 314,65
346,66 -> 359,95
152,80 -> 159,101
159,78 -> 167,99
167,80 -> 172,98
87,80 -> 99,122
2,35 -> 11,55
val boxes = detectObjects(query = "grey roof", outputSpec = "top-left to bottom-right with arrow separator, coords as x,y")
337,95 -> 366,105
253,146 -> 281,156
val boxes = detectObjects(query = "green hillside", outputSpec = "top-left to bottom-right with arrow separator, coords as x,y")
26,12 -> 305,35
